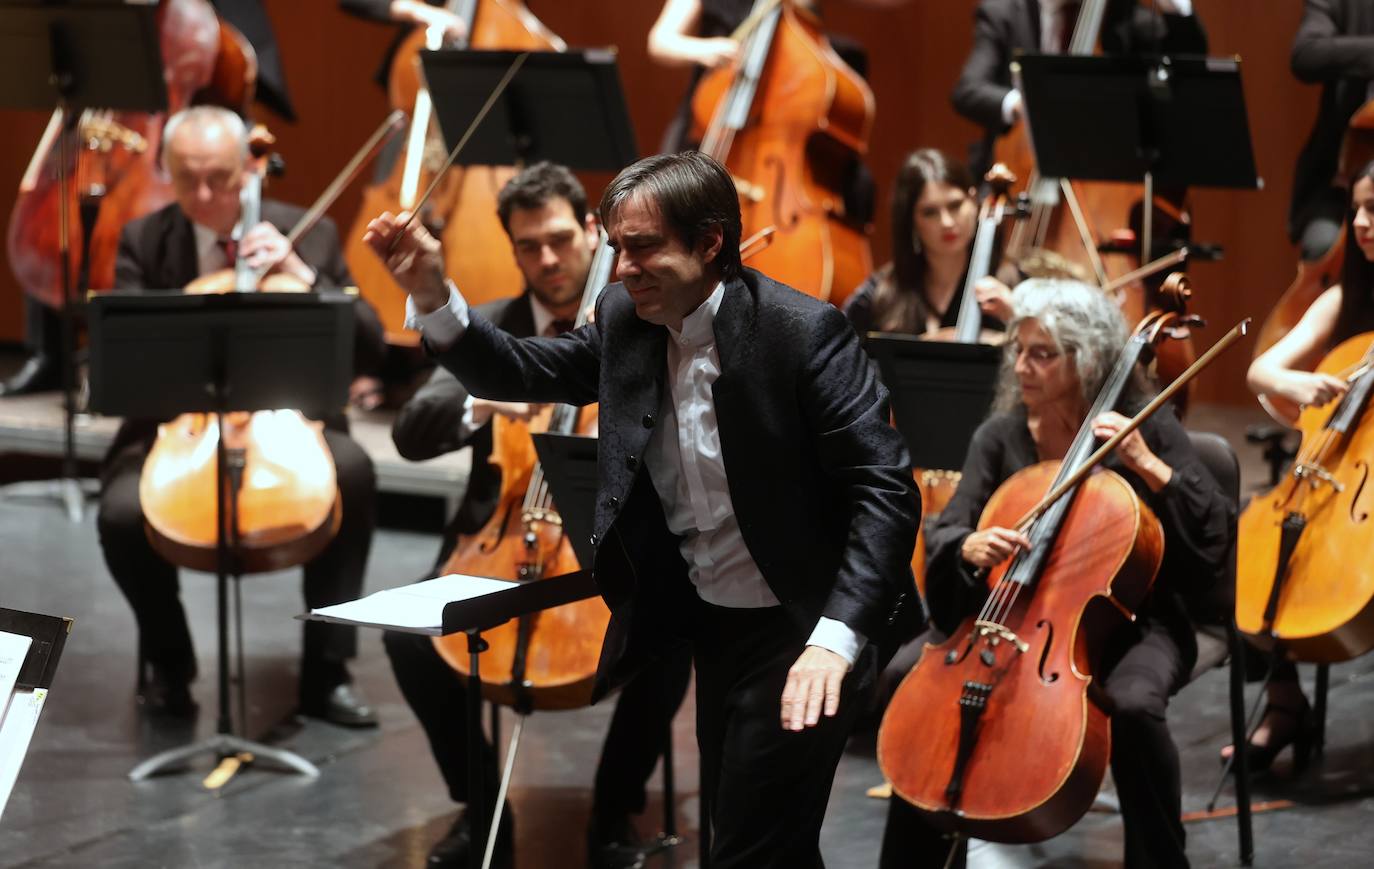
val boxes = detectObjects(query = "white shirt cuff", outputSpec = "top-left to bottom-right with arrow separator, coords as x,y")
1001,89 -> 1022,126
1158,0 -> 1191,15
806,617 -> 866,669
405,281 -> 469,350
457,393 -> 481,440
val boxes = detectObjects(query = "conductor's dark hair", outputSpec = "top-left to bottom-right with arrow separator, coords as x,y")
598,151 -> 742,281
496,161 -> 588,232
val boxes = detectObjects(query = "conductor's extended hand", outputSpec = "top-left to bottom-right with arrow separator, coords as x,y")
780,645 -> 849,732
362,211 -> 449,315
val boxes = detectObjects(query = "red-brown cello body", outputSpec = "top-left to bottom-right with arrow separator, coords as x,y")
689,0 -> 873,306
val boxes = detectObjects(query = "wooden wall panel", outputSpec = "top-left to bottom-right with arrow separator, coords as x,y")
0,1 -> 1322,407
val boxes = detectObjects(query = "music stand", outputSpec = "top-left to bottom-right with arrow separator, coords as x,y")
1015,53 -> 1259,263
421,48 -> 638,169
87,291 -> 354,783
0,2 -> 166,522
531,432 -> 598,568
865,336 -> 1001,471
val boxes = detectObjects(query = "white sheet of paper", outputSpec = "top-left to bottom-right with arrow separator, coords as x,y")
308,574 -> 520,635
0,688 -> 46,821
0,632 -> 32,728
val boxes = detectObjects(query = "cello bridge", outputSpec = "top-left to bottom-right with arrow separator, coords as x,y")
1293,463 -> 1344,492
973,620 -> 1028,654
522,508 -> 563,527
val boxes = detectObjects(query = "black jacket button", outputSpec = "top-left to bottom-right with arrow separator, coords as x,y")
626,454 -> 638,470
608,495 -> 619,508
642,413 -> 655,428
590,533 -> 599,547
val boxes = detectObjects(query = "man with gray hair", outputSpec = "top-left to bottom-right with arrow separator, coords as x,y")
98,105 -> 385,728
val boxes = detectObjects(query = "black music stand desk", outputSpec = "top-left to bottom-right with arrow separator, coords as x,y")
866,335 -> 1001,471
88,291 -> 354,783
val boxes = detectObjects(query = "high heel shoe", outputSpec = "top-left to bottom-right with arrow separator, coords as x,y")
1221,701 -> 1316,774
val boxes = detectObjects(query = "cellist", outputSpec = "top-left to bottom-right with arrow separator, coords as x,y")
98,106 -> 385,726
880,279 -> 1232,868
383,162 -> 691,869
951,0 -> 1206,180
843,148 -> 1013,338
1233,160 -> 1374,771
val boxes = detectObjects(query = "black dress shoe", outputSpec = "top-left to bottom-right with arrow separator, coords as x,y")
588,814 -> 648,869
137,664 -> 198,718
0,353 -> 60,396
299,682 -> 379,728
429,805 -> 514,868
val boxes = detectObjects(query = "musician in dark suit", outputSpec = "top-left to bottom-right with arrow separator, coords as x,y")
951,0 -> 1207,179
384,162 -> 692,869
1290,0 -> 1374,261
366,150 -> 920,867
99,106 -> 385,727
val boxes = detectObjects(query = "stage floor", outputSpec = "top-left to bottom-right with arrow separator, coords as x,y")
2,402 -> 1373,868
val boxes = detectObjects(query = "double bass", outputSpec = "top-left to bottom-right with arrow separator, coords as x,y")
431,236 -> 615,711
1236,331 -> 1374,662
878,277 -> 1202,843
343,0 -> 565,346
689,0 -> 873,305
6,0 -> 256,306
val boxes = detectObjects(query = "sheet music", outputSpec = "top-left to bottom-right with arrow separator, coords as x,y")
0,632 -> 32,728
0,688 -> 46,820
307,574 -> 520,635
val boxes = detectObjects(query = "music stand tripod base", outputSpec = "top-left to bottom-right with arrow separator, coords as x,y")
128,733 -> 320,783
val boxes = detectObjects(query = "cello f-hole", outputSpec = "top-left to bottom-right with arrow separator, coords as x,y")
1035,619 -> 1059,684
1350,460 -> 1371,523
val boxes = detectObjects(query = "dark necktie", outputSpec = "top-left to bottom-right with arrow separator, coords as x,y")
550,318 -> 575,336
219,237 -> 238,267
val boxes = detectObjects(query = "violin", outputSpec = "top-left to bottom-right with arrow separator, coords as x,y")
1236,330 -> 1374,662
343,0 -> 565,346
6,0 -> 256,306
878,276 -> 1209,843
431,234 -> 614,711
689,0 -> 873,306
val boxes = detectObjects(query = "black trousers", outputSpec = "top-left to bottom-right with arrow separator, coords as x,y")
692,602 -> 867,869
879,620 -> 1190,869
96,428 -> 375,696
382,627 -> 692,818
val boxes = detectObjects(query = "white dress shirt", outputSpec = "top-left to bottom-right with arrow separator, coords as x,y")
406,281 -> 864,666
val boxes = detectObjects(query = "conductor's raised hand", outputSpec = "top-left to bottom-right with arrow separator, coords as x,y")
780,645 -> 849,732
362,211 -> 448,314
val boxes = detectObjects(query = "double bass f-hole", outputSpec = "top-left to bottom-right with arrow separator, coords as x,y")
1351,461 -> 1372,523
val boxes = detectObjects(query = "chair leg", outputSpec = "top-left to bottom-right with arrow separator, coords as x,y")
1228,620 -> 1254,866
1314,663 -> 1330,755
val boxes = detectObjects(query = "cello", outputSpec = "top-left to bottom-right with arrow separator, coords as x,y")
1236,331 -> 1374,662
877,276 -> 1213,843
689,0 -> 873,305
431,235 -> 614,711
140,118 -> 400,574
343,0 -> 565,346
6,0 -> 256,306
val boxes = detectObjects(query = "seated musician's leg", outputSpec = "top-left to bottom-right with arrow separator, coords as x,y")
1105,621 -> 1189,869
97,440 -> 195,714
299,430 -> 376,726
588,642 -> 692,863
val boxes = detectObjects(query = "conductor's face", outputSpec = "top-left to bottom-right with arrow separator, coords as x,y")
165,121 -> 246,237
608,193 -> 721,331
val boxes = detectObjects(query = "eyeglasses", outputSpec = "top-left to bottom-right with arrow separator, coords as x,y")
1008,343 -> 1066,364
